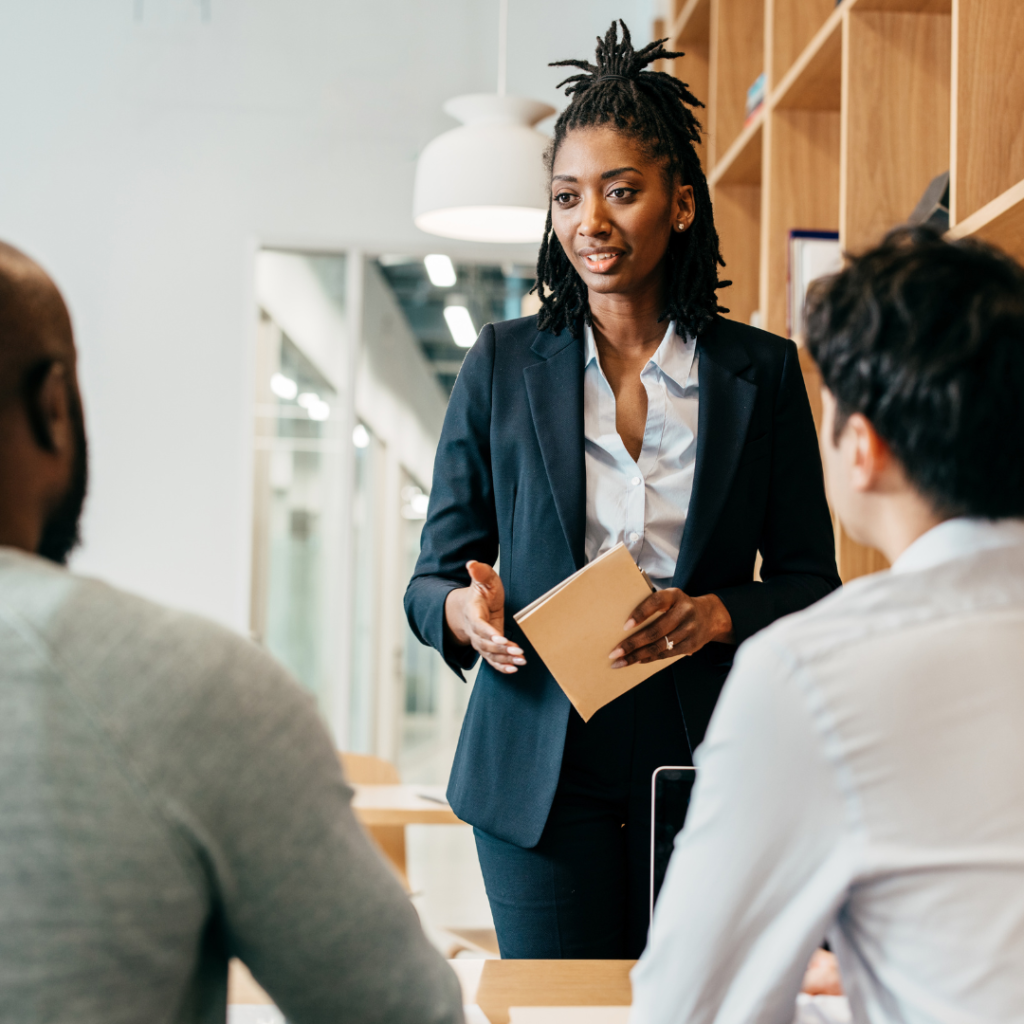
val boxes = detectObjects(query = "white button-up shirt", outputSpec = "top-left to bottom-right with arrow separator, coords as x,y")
631,517 -> 1024,1024
584,321 -> 698,588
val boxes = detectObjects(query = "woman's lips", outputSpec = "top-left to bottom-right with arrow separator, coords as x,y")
581,251 -> 623,273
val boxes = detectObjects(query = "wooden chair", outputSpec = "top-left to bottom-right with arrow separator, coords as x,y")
339,751 -> 409,887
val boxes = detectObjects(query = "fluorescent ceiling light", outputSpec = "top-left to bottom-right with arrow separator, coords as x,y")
352,424 -> 370,449
424,254 -> 457,287
307,400 -> 331,421
297,392 -> 319,409
270,373 -> 297,400
444,305 -> 477,348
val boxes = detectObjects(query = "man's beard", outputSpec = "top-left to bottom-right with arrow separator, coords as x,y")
37,397 -> 88,566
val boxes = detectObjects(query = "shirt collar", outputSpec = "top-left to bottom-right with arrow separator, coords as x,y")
890,517 -> 1024,575
583,321 -> 696,387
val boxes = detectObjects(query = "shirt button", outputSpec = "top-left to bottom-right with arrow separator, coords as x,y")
630,532 -> 640,543
631,476 -> 641,486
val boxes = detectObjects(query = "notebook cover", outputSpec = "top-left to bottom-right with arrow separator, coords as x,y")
513,543 -> 684,722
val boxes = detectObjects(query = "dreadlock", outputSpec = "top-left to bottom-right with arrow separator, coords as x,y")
534,20 -> 729,339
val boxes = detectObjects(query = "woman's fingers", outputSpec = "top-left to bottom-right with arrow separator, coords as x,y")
622,589 -> 673,632
610,621 -> 697,668
467,617 -> 525,673
610,595 -> 700,668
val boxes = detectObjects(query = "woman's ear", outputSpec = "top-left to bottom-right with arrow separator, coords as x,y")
673,183 -> 696,233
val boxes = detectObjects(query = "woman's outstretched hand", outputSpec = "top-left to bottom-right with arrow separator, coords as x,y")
608,588 -> 734,668
444,561 -> 527,674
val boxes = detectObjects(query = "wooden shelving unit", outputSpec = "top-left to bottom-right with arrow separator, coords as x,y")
660,0 -> 1024,581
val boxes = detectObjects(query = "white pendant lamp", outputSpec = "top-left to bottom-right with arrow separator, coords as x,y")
413,0 -> 555,243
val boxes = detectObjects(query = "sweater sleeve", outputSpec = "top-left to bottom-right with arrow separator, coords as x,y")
171,634 -> 464,1024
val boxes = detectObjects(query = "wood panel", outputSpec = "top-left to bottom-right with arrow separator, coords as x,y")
950,0 -> 1024,224
476,960 -> 634,1024
837,525 -> 889,579
670,0 -> 697,26
674,0 -> 711,41
710,117 -> 763,187
761,109 -> 841,337
768,0 -> 837,87
855,0 -> 950,10
673,39 -> 711,172
842,10 -> 951,253
715,184 -> 762,325
708,0 -> 765,167
661,0 -> 1023,582
774,12 -> 842,110
947,177 -> 1024,264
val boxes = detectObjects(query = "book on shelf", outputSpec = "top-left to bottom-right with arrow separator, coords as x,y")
788,230 -> 843,341
745,72 -> 766,126
513,543 -> 683,722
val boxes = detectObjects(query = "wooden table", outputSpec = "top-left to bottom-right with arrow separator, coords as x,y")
231,958 -> 635,1020
452,959 -> 635,1024
350,784 -> 463,826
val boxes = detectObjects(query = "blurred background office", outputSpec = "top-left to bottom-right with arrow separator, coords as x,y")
6,0 -> 1023,972
0,0 -> 656,765
0,0 -> 659,949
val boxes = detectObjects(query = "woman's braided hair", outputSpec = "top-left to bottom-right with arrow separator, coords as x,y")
534,20 -> 729,339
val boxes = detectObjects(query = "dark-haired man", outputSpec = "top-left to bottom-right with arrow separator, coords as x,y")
631,228 -> 1024,1023
0,240 -> 463,1022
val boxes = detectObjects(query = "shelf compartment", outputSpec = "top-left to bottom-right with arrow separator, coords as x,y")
951,0 -> 1024,225
947,178 -> 1024,264
760,108 -> 841,337
772,6 -> 842,110
841,8 -> 951,253
709,113 -> 764,188
670,0 -> 711,43
708,0 -> 765,169
768,0 -> 838,89
669,6 -> 712,173
715,184 -> 763,326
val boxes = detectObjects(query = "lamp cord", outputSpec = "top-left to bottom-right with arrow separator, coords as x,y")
497,0 -> 508,97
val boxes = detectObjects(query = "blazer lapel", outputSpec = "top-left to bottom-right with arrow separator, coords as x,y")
673,318 -> 758,590
524,327 -> 587,570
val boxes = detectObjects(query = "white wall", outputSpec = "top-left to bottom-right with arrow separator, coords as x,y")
0,0 -> 654,632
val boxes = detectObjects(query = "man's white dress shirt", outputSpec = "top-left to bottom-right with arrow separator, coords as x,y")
584,321 -> 698,588
631,517 -> 1024,1024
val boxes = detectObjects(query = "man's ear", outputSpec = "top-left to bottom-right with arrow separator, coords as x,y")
846,412 -> 892,493
23,361 -> 71,456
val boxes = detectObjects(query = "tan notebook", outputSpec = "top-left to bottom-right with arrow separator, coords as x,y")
513,543 -> 684,722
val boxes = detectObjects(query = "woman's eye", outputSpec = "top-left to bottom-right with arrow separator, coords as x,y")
553,192 -> 576,205
609,187 -> 637,199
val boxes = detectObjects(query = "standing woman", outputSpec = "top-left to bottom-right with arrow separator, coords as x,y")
405,23 -> 840,959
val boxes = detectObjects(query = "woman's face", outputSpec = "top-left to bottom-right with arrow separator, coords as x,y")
549,125 -> 694,300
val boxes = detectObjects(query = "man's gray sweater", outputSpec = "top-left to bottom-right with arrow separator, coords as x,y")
0,548 -> 463,1023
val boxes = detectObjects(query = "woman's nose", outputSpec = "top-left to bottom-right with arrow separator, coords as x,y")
578,196 -> 611,238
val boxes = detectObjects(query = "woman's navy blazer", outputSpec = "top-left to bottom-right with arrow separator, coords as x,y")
405,313 -> 840,848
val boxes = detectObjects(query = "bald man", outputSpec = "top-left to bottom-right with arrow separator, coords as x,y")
0,242 -> 464,1023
